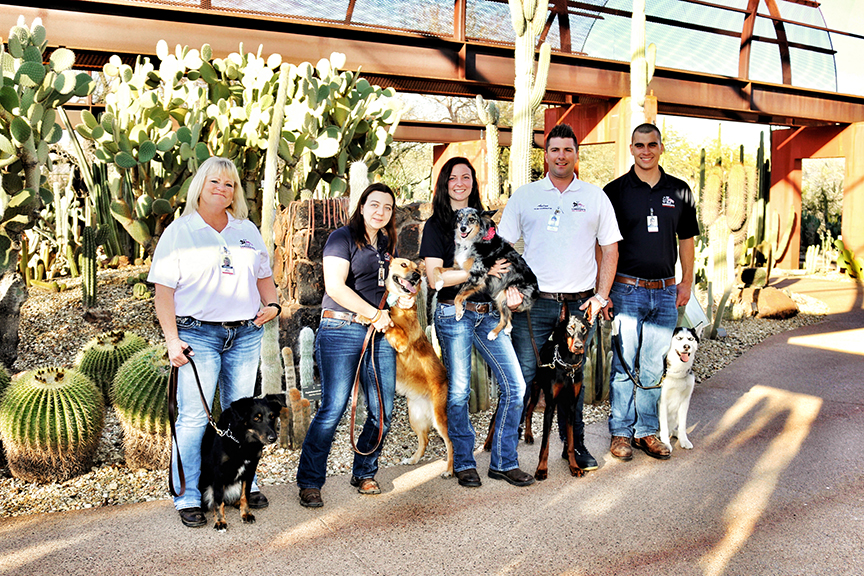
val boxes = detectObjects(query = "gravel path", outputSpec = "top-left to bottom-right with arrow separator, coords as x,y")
0,265 -> 830,517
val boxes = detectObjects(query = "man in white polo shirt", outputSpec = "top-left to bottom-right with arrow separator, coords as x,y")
498,123 -> 621,472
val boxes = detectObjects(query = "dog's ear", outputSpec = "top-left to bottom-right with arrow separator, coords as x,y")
416,259 -> 426,275
481,209 -> 498,219
693,323 -> 705,341
263,393 -> 286,410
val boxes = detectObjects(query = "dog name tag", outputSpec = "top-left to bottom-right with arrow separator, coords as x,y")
220,246 -> 234,275
547,208 -> 561,232
647,209 -> 659,233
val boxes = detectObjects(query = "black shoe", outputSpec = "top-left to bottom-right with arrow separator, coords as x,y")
455,468 -> 482,488
247,491 -> 269,509
488,468 -> 536,487
570,436 -> 599,471
178,507 -> 206,527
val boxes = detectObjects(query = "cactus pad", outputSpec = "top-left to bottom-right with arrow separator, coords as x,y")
0,366 -> 104,483
76,330 -> 148,399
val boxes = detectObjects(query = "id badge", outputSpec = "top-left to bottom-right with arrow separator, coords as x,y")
647,214 -> 659,233
220,246 -> 234,275
378,260 -> 385,287
547,208 -> 561,232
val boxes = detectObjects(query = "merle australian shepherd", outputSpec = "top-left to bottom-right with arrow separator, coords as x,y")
199,394 -> 284,531
431,207 -> 539,340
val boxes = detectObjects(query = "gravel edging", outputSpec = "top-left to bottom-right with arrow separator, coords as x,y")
0,266 -> 830,517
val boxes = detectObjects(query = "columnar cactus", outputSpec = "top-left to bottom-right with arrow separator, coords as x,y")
0,366 -> 104,482
111,345 -> 170,470
76,330 -> 148,400
508,0 -> 551,193
630,0 -> 657,130
476,95 -> 501,204
349,161 -> 370,214
298,327 -> 315,397
280,346 -> 295,448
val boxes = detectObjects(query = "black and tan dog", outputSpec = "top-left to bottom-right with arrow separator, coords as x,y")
523,308 -> 592,480
199,395 -> 284,531
431,207 -> 539,341
359,258 -> 454,477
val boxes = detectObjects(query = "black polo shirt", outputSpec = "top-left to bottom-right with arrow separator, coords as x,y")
604,166 -> 700,279
321,226 -> 392,312
418,213 -> 491,303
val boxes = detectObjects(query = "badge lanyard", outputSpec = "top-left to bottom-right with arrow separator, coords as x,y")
647,207 -> 659,233
214,230 -> 234,275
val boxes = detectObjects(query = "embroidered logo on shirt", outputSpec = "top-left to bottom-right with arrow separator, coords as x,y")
571,201 -> 586,212
239,239 -> 256,249
661,196 -> 676,208
534,203 -> 553,211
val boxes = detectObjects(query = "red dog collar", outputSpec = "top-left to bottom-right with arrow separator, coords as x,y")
482,226 -> 496,241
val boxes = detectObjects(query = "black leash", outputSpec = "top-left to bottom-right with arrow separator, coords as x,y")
168,346 -> 239,498
526,301 -> 570,368
610,314 -> 662,391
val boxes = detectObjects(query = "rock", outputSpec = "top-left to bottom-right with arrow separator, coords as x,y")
750,287 -> 799,319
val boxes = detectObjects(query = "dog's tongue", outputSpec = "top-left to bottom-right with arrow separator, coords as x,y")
400,277 -> 418,294
679,352 -> 690,362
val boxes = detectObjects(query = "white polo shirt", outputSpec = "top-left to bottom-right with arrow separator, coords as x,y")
498,175 -> 622,293
148,211 -> 273,322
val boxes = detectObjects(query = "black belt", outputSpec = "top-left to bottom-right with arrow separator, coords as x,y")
439,300 -> 492,314
614,275 -> 675,290
537,290 -> 593,302
178,316 -> 254,328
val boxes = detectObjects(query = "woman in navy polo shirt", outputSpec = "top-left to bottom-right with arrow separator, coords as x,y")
296,183 -> 399,508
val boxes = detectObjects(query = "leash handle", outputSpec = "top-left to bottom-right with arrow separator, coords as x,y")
349,293 -> 388,457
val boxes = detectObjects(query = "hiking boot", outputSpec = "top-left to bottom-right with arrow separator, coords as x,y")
299,488 -> 323,508
610,436 -> 633,461
565,436 -> 599,471
350,475 -> 381,494
632,435 -> 671,460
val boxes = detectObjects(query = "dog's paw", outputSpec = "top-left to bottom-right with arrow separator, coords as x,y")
214,521 -> 228,532
524,434 -> 534,444
400,456 -> 421,465
534,469 -> 548,481
679,437 -> 693,450
661,440 -> 673,453
440,470 -> 453,479
241,513 -> 256,524
570,467 -> 585,478
435,279 -> 444,291
486,330 -> 499,341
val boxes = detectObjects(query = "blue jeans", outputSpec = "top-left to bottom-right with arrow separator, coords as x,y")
296,318 -> 396,490
171,317 -> 263,510
511,297 -> 596,440
608,279 -> 679,439
434,303 -> 526,473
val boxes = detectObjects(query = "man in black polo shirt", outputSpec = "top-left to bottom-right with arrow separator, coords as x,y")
603,123 -> 700,461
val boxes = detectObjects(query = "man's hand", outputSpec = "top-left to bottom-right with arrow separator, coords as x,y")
505,286 -> 523,311
676,281 -> 691,308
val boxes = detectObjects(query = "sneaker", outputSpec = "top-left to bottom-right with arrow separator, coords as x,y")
632,435 -> 671,460
610,436 -> 633,461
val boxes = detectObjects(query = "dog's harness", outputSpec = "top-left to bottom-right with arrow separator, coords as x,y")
537,344 -> 584,378
348,292 -> 388,456
168,347 -> 239,498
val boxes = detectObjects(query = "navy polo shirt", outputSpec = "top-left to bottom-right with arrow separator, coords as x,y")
604,166 -> 700,279
321,226 -> 392,313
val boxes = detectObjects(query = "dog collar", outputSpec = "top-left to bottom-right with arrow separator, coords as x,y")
387,293 -> 400,308
482,226 -> 496,241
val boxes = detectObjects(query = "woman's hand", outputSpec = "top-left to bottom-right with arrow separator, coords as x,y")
505,286 -> 523,311
372,309 -> 394,333
489,258 -> 511,278
166,337 -> 192,368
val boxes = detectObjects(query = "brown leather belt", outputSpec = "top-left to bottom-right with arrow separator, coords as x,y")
322,309 -> 362,323
614,275 -> 675,290
537,290 -> 593,302
439,300 -> 492,314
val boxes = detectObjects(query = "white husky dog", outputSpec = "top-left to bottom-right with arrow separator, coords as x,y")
658,327 -> 701,453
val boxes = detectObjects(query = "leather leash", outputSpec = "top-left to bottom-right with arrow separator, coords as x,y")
610,313 -> 663,390
168,346 -> 239,498
349,293 -> 388,456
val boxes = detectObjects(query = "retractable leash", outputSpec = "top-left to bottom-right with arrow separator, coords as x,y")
168,346 -> 239,498
609,312 -> 662,391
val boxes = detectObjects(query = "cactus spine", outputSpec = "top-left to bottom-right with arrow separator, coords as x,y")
111,345 -> 171,470
508,0 -> 551,193
0,366 -> 104,482
76,330 -> 148,400
630,0 -> 657,129
476,95 -> 501,204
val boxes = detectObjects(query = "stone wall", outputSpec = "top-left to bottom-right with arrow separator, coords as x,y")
272,199 -> 432,355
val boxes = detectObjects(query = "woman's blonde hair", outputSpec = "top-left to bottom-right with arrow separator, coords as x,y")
182,156 -> 248,220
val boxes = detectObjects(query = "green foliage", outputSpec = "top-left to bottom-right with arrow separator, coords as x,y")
0,364 -> 10,398
834,238 -> 863,280
132,282 -> 152,299
0,366 -> 104,482
0,17 -> 94,271
75,330 -> 148,400
111,344 -> 171,469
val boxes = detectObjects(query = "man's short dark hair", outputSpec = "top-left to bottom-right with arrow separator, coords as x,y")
546,123 -> 578,151
632,123 -> 662,142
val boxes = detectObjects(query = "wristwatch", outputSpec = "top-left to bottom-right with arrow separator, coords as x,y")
592,294 -> 609,308
266,302 -> 282,315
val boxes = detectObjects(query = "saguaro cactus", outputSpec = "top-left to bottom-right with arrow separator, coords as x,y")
508,0 -> 551,193
630,0 -> 657,130
476,95 -> 501,204
0,366 -> 104,482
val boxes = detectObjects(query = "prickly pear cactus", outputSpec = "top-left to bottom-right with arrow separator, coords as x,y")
0,366 -> 104,483
76,330 -> 148,400
111,344 -> 171,470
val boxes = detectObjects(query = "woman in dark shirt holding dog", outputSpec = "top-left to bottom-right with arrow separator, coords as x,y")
419,157 -> 535,488
296,183 -> 400,508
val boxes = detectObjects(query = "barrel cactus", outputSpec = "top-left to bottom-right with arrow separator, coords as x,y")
76,330 -> 148,400
0,366 -> 104,483
0,364 -> 10,398
111,344 -> 171,470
